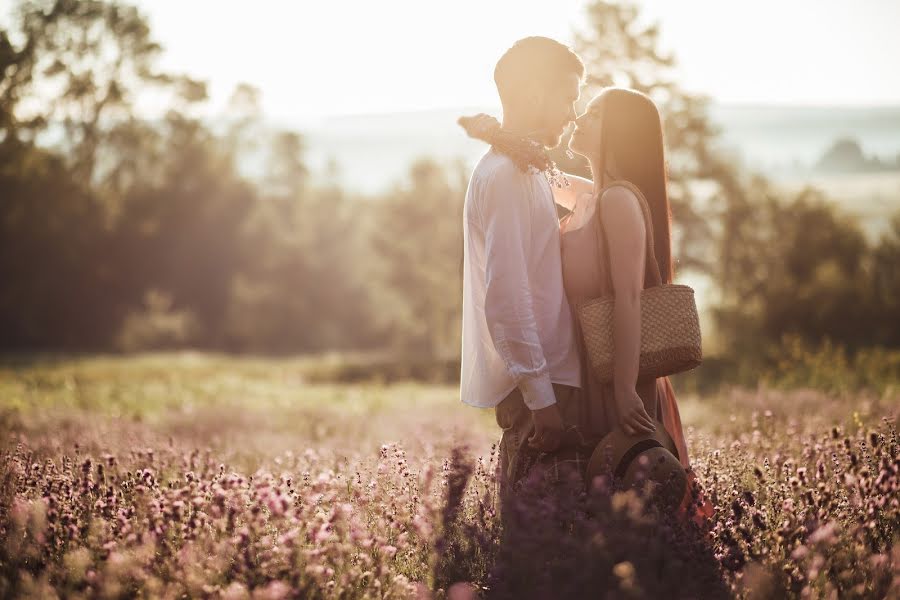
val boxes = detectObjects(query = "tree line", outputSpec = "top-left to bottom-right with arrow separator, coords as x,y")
1,1 -> 897,381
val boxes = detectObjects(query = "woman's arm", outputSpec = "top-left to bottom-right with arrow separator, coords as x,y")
601,186 -> 656,435
552,171 -> 593,211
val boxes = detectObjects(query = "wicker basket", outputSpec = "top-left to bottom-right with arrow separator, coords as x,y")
577,284 -> 702,383
575,181 -> 702,384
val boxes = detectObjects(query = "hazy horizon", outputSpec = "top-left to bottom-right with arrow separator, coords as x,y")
271,99 -> 900,125
277,103 -> 900,192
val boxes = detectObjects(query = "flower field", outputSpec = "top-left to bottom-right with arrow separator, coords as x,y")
1,354 -> 897,599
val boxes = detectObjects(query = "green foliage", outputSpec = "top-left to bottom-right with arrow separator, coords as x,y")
570,1 -> 900,376
0,143 -> 114,349
713,180 -> 900,357
368,158 -> 467,357
0,0 -> 418,355
763,334 -> 900,397
0,0 -> 897,391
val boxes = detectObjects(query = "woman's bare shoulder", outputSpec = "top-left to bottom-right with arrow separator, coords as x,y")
598,183 -> 641,217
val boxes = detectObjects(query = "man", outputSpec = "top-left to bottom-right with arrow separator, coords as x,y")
459,37 -> 586,515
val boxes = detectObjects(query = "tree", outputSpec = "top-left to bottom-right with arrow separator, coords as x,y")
369,158 -> 468,357
112,110 -> 257,348
709,181 -> 896,357
0,144 -> 112,349
2,0 -> 203,187
552,0 -> 728,275
221,96 -> 381,353
0,0 -> 242,350
871,213 -> 900,347
564,1 -> 900,362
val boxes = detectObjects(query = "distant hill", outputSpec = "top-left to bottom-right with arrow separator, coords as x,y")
814,137 -> 900,173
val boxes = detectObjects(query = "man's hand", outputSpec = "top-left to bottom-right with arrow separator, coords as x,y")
528,402 -> 565,452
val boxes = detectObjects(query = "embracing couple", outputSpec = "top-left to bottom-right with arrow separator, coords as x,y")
459,36 -> 709,526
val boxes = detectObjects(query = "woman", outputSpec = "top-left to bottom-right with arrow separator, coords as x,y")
561,87 -> 688,455
461,88 -> 712,527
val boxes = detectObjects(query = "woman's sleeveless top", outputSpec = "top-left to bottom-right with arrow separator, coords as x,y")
560,180 -> 690,468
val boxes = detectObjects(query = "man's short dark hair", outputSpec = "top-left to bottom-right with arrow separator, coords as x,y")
493,36 -> 585,107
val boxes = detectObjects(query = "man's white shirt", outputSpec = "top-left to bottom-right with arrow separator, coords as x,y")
460,148 -> 581,411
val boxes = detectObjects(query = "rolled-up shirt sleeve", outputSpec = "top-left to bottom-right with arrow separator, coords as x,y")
480,166 -> 556,411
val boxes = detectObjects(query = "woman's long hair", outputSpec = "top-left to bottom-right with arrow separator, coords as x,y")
595,88 -> 674,284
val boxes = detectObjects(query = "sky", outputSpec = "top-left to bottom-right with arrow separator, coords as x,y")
10,0 -> 900,118
130,0 -> 900,119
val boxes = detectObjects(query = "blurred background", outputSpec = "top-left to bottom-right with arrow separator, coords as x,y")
1,0 -> 898,393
